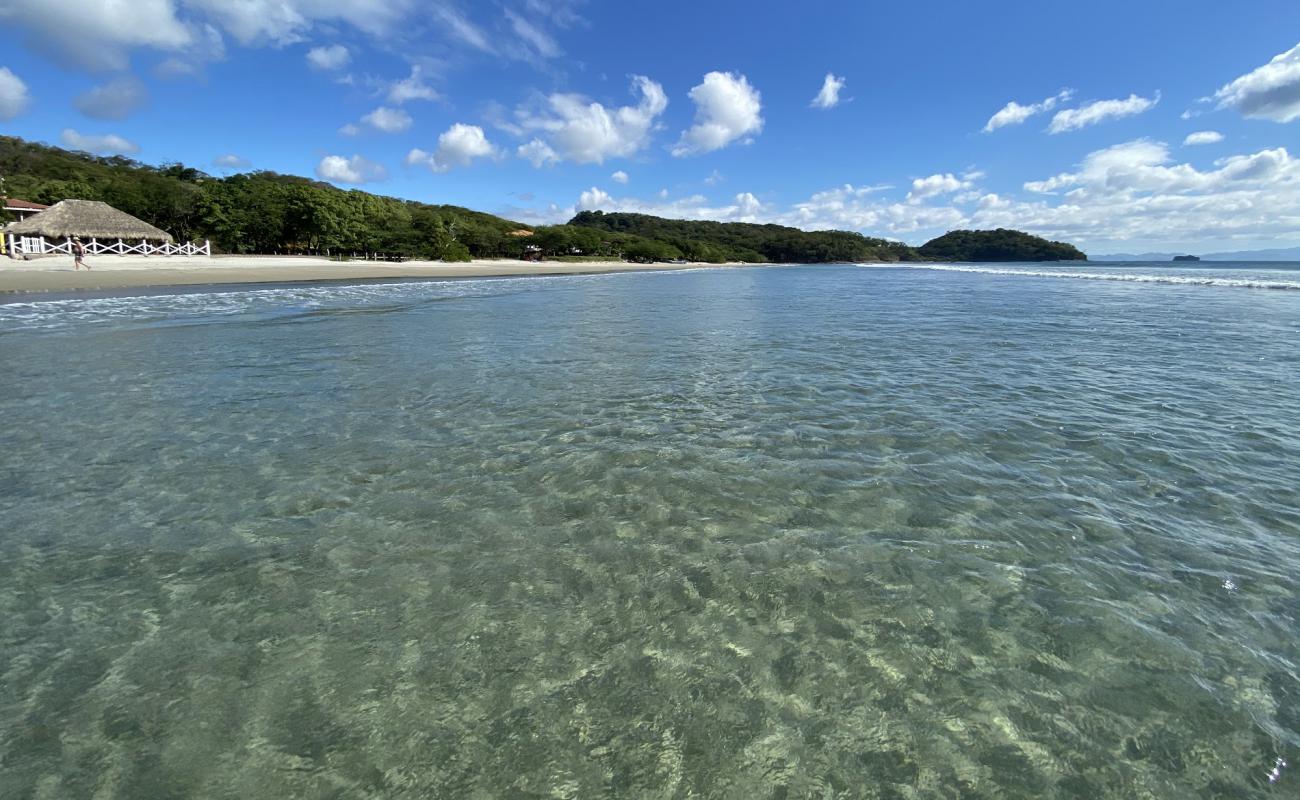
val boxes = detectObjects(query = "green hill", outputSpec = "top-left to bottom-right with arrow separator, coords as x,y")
2,135 -> 1087,263
567,210 -> 919,263
917,229 -> 1087,262
0,135 -> 526,260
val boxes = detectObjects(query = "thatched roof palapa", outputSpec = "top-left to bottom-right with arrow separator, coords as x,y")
5,199 -> 173,242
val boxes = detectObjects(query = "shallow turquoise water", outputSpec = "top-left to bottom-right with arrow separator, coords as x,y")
1,264 -> 1298,798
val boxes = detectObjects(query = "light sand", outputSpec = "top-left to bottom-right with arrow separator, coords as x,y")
0,254 -> 754,294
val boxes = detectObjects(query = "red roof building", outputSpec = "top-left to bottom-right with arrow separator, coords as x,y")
3,197 -> 50,221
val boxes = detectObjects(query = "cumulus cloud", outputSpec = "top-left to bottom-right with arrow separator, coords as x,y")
673,71 -> 763,156
574,187 -> 767,223
611,170 -> 629,184
1212,42 -> 1300,123
306,44 -> 350,70
73,76 -> 148,120
983,89 -> 1073,132
1184,130 -> 1225,146
811,73 -> 846,109
1022,138 -> 1297,197
213,154 -> 251,168
514,76 -> 668,164
510,139 -> 1300,251
60,128 -> 140,155
0,67 -> 31,120
0,0 -> 192,71
361,106 -> 413,133
407,123 -> 497,172
517,139 -> 559,168
315,154 -> 388,184
1048,93 -> 1159,134
907,173 -> 975,202
386,65 -> 439,103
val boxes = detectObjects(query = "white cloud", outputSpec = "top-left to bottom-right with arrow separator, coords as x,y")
704,169 -> 724,186
509,140 -> 1300,251
73,76 -> 148,120
2,0 -> 573,75
907,173 -> 974,202
407,123 -> 497,172
1184,130 -> 1225,146
150,24 -> 225,79
988,141 -> 1300,247
673,71 -> 763,156
983,89 -> 1073,132
573,187 -> 768,223
0,67 -> 31,120
60,128 -> 140,155
514,76 -> 668,164
505,9 -> 560,59
361,106 -> 412,133
1048,93 -> 1159,134
811,73 -> 846,109
1213,42 -> 1300,123
0,0 -> 192,71
432,4 -> 493,53
213,154 -> 251,168
306,44 -> 350,70
386,65 -> 439,103
517,139 -> 559,168
611,170 -> 629,184
315,154 -> 388,184
339,123 -> 361,136
185,0 -> 410,45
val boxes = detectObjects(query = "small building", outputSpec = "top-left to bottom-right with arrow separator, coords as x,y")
4,199 -> 210,259
3,197 -> 49,222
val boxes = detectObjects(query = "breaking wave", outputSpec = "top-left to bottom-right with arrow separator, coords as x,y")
869,263 -> 1300,291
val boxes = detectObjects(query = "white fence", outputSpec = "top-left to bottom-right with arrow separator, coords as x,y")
8,235 -> 210,258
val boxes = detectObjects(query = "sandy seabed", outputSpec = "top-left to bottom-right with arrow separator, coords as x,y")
0,254 -> 752,294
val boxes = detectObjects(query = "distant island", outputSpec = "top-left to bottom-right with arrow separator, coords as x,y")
1094,246 -> 1300,262
2,134 -> 1085,265
1172,255 -> 1201,262
915,229 -> 1086,263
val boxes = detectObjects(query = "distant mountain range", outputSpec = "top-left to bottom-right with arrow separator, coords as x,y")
1092,246 -> 1300,262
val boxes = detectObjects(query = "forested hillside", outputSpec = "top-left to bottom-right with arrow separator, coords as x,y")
568,211 -> 919,263
917,229 -> 1086,262
0,136 -> 525,259
1,136 -> 1087,263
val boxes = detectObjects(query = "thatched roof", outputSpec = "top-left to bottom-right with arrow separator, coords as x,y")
4,199 -> 173,242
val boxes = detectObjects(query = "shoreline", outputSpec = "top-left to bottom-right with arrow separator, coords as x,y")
0,255 -> 768,295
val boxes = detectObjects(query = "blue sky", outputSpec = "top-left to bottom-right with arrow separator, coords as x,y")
1,1 -> 1299,252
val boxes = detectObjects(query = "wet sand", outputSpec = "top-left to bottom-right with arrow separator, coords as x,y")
0,255 -> 753,294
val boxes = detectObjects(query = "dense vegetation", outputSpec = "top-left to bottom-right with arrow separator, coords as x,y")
2,135 -> 1087,263
0,135 -> 526,260
917,229 -> 1087,262
568,211 -> 919,263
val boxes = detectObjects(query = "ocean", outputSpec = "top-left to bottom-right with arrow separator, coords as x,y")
1,263 -> 1297,797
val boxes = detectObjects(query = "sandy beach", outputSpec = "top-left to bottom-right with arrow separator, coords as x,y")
0,254 -> 750,294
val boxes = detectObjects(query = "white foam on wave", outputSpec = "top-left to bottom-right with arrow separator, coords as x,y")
0,274 -> 591,332
863,263 -> 1300,291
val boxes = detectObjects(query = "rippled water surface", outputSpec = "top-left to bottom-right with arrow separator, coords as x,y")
2,264 -> 1298,798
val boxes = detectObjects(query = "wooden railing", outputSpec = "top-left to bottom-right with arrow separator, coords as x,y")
8,236 -> 211,257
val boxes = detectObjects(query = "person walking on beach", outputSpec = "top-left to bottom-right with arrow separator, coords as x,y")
72,236 -> 90,270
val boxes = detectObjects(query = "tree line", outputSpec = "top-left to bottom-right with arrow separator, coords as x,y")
1,135 -> 1086,263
